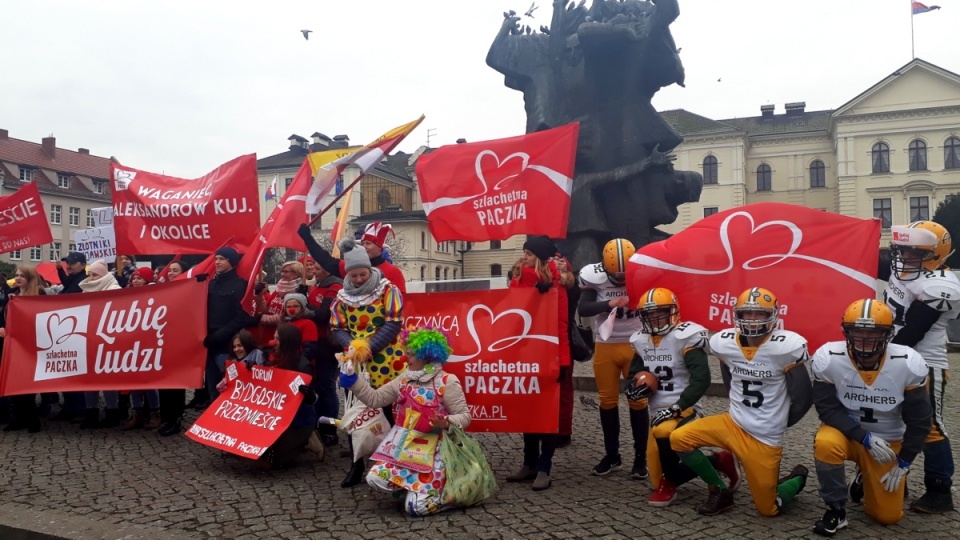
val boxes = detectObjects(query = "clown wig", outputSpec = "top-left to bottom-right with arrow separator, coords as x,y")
400,326 -> 453,365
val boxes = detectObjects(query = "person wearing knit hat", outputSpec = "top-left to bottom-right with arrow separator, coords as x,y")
77,259 -> 122,429
330,236 -> 406,488
338,324 -> 481,515
523,235 -> 558,262
128,266 -> 155,287
215,246 -> 241,272
297,222 -> 407,293
281,293 -> 320,372
87,259 -> 110,281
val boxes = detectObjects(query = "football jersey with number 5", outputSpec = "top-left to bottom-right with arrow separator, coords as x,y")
812,341 -> 927,442
882,269 -> 960,370
709,329 -> 809,447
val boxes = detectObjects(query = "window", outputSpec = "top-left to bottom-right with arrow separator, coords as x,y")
946,137 -> 960,169
872,142 -> 890,173
68,243 -> 76,252
910,196 -> 930,222
873,198 -> 892,229
94,180 -> 105,194
703,207 -> 719,218
19,167 -> 33,182
809,160 -> 825,188
756,164 -> 771,191
50,242 -> 61,261
490,240 -> 502,250
30,247 -> 42,261
702,155 -> 718,185
377,189 -> 392,210
50,204 -> 62,225
454,269 -> 458,279
284,177 -> 293,189
421,231 -> 426,249
10,250 -> 21,261
435,267 -> 441,280
908,140 -> 927,171
57,174 -> 71,188
420,266 -> 425,280
491,264 -> 503,277
69,207 -> 80,226
335,175 -> 344,195
86,209 -> 96,227
444,268 -> 449,280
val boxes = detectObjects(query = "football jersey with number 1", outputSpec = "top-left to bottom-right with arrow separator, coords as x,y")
709,329 -> 809,447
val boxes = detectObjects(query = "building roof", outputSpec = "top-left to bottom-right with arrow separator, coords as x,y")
833,57 -> 960,117
0,134 -> 112,179
719,108 -> 834,137
660,109 -> 740,137
256,148 -> 309,170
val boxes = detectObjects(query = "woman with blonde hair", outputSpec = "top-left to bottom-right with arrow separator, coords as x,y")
78,259 -> 123,428
0,266 -> 45,432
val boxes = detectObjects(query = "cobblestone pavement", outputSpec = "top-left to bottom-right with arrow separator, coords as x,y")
1,356 -> 959,539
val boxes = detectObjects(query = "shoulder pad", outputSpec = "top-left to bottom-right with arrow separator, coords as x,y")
673,321 -> 709,349
629,330 -> 648,349
888,344 -> 929,379
773,330 -> 809,362
578,263 -> 609,288
916,275 -> 960,311
810,342 -> 844,377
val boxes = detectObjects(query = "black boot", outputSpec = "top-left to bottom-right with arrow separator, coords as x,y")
341,458 -> 366,488
593,407 -> 622,475
101,408 -> 122,428
912,477 -> 955,513
79,409 -> 101,429
629,407 -> 650,479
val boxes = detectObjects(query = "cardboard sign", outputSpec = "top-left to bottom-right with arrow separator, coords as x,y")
73,226 -> 116,260
186,362 -> 310,458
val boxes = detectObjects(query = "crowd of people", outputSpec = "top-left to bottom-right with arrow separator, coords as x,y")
0,218 -> 957,528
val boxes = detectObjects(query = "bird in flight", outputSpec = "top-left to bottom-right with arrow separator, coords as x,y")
525,2 -> 539,18
301,29 -> 313,40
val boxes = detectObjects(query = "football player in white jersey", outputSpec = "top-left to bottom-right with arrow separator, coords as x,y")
879,220 -> 959,513
671,287 -> 812,516
578,238 -> 650,478
811,299 -> 931,537
626,288 -> 741,507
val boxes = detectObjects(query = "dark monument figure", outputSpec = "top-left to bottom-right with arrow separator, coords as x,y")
487,0 -> 702,267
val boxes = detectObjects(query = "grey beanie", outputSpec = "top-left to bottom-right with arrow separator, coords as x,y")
340,238 -> 372,271
283,293 -> 308,310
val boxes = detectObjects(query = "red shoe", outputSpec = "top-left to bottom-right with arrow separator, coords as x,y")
649,477 -> 678,507
714,450 -> 741,492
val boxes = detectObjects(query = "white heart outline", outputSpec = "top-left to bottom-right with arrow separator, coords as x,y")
447,303 -> 559,363
630,210 -> 876,288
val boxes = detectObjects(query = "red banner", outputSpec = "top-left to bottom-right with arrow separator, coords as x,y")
0,181 -> 52,255
186,361 -> 310,458
0,280 -> 207,396
403,288 -> 560,433
627,203 -> 881,352
416,123 -> 579,241
111,154 -> 261,255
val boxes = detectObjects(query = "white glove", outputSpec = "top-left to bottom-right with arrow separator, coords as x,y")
339,359 -> 356,376
880,458 -> 910,492
862,432 -> 897,464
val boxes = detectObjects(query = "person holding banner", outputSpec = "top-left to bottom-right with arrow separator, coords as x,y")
298,222 -> 407,293
114,255 -> 137,288
505,236 -> 571,492
339,326 -> 474,516
51,252 -> 89,423
307,264 -> 344,447
330,238 -> 406,488
671,287 -> 812,517
0,266 -> 45,433
577,238 -> 650,478
878,221 -> 960,514
78,259 -> 123,429
165,260 -> 189,281
204,247 -> 257,403
127,266 -> 155,287
121,266 -> 161,430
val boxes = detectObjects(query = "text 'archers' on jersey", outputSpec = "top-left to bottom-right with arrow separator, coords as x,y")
709,329 -> 809,447
883,268 -> 960,370
578,262 -> 643,343
629,321 -> 708,413
812,342 -> 927,442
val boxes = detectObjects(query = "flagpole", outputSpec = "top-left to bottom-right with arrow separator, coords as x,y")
306,172 -> 367,227
911,5 -> 916,59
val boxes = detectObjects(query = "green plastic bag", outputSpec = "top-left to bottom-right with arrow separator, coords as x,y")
439,425 -> 497,507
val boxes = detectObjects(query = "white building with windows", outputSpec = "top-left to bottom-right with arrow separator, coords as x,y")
0,130 -> 113,267
660,58 -> 960,242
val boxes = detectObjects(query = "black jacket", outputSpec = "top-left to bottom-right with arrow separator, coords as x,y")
206,269 -> 255,353
57,267 -> 87,294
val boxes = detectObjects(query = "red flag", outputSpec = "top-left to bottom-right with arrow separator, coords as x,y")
111,154 -> 261,255
416,123 -> 579,241
0,280 -> 207,395
0,181 -> 53,255
626,203 -> 880,352
186,361 -> 310,458
233,160 -> 315,314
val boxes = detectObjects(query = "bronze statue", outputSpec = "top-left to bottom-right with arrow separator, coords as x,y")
487,0 -> 702,266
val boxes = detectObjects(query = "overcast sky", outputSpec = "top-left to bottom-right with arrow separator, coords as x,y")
2,0 -> 959,177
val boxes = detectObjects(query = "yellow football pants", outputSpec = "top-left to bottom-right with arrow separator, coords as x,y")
594,342 -> 646,411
